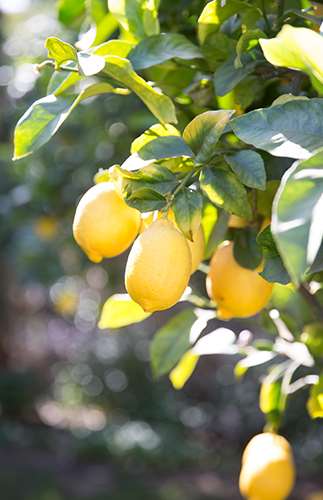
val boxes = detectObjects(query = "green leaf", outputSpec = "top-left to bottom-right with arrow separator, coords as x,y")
198,0 -> 261,44
307,374 -> 323,419
225,150 -> 266,190
257,226 -> 290,284
92,39 -> 135,58
129,33 -> 202,70
45,37 -> 77,68
169,350 -> 199,390
150,309 -> 197,378
200,166 -> 252,220
103,56 -> 177,124
58,0 -> 86,26
125,187 -> 166,212
260,25 -> 323,94
98,294 -> 151,329
13,83 -> 127,160
123,136 -> 193,170
214,54 -> 258,96
47,69 -> 81,96
233,227 -> 262,270
131,123 -> 180,153
173,189 -> 203,240
272,150 -> 323,284
108,0 -> 160,41
183,110 -> 234,163
231,98 -> 323,160
235,29 -> 266,67
203,207 -> 229,259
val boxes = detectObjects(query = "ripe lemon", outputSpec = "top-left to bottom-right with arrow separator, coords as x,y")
239,432 -> 295,500
125,219 -> 192,312
140,210 -> 205,274
73,182 -> 140,263
206,240 -> 273,319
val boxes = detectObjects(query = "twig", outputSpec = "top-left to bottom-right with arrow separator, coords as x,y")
261,0 -> 272,34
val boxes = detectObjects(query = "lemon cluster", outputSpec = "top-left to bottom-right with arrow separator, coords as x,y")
72,181 -> 273,316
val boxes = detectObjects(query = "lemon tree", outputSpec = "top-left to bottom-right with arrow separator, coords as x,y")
13,0 -> 323,496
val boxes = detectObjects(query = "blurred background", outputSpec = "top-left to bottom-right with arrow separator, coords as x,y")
0,1 -> 323,499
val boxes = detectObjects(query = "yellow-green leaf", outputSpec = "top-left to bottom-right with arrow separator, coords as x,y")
260,25 -> 323,94
169,350 -> 199,390
45,37 -> 77,68
131,123 -> 179,154
98,293 -> 151,329
307,375 -> 323,419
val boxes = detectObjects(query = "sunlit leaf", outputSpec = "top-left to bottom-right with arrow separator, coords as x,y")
224,150 -> 266,190
98,294 -> 151,329
169,350 -> 199,390
173,189 -> 203,241
45,37 -> 77,68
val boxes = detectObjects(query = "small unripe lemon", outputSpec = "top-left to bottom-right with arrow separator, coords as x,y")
73,182 -> 140,262
140,210 -> 205,274
125,219 -> 192,312
239,432 -> 295,500
206,241 -> 273,320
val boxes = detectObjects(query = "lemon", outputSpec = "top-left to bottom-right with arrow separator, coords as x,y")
188,225 -> 205,273
206,240 -> 273,319
125,219 -> 192,312
140,210 -> 205,274
73,182 -> 141,263
239,432 -> 295,500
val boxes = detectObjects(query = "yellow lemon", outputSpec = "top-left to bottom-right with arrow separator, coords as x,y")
239,432 -> 295,500
206,240 -> 273,320
140,210 -> 205,273
188,225 -> 205,273
73,182 -> 140,263
125,219 -> 192,312
228,214 -> 248,228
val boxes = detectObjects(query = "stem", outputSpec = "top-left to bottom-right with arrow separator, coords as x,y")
261,0 -> 272,34
35,59 -> 79,73
277,0 -> 285,25
298,283 -> 323,322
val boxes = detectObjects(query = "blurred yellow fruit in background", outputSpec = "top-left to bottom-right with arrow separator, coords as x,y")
73,182 -> 141,263
125,219 -> 191,312
239,432 -> 295,500
206,240 -> 273,319
34,216 -> 58,241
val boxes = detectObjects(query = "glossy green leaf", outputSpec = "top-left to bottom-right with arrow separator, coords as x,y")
260,25 -> 323,94
150,309 -> 197,378
200,166 -> 252,220
173,189 -> 203,240
272,150 -> 323,284
235,29 -> 266,67
47,69 -> 81,96
257,226 -> 290,284
183,110 -> 233,163
198,0 -> 260,44
98,294 -> 151,329
131,123 -> 180,154
129,33 -> 202,70
123,136 -> 193,170
45,37 -> 77,68
13,82 -> 127,160
103,56 -> 177,124
108,0 -> 160,41
58,0 -> 86,26
233,227 -> 262,270
225,150 -> 266,190
214,54 -> 258,96
231,98 -> 323,160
